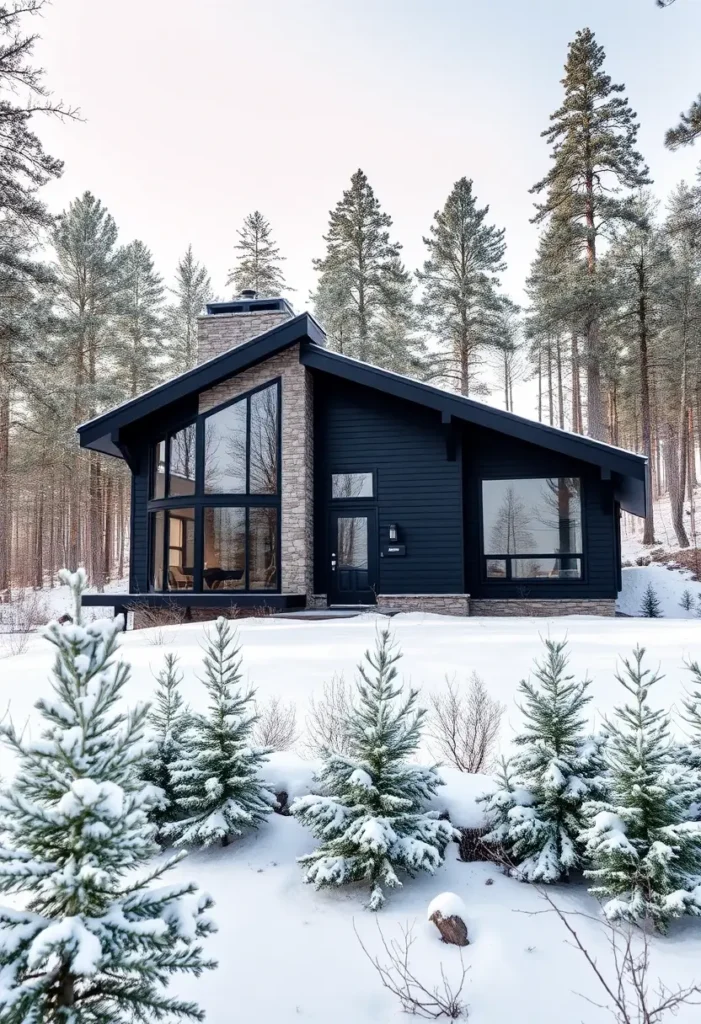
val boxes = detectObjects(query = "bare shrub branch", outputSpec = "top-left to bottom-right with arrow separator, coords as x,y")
428,674 -> 504,773
302,674 -> 354,758
533,887 -> 701,1023
254,696 -> 298,750
354,919 -> 468,1019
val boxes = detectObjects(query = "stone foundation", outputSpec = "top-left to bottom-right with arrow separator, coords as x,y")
376,594 -> 470,617
468,598 -> 616,617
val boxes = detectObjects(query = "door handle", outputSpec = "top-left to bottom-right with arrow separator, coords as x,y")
331,552 -> 337,571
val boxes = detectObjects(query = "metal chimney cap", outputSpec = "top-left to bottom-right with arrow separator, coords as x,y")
240,288 -> 258,300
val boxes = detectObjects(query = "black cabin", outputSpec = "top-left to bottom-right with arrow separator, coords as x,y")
77,297 -> 647,621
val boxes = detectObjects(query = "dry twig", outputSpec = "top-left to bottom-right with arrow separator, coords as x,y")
354,919 -> 468,1019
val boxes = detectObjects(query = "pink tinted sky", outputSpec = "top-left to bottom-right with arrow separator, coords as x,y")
33,0 -> 701,407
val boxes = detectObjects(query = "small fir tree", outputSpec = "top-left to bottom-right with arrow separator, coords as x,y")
582,647 -> 701,931
291,630 -> 457,910
166,617 -> 276,848
640,581 -> 662,617
226,210 -> 289,297
680,660 -> 701,775
0,569 -> 216,1022
680,588 -> 695,612
143,653 -> 190,832
480,638 -> 606,882
476,756 -> 529,853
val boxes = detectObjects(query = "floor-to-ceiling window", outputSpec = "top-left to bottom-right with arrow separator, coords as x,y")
148,379 -> 280,592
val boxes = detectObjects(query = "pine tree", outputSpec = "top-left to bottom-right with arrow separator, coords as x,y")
640,581 -> 662,617
291,630 -> 457,910
143,653 -> 190,832
481,638 -> 606,882
165,245 -> 212,373
665,95 -> 701,150
0,569 -> 216,1021
115,239 -> 165,399
226,210 -> 288,297
0,0 -> 77,595
582,647 -> 701,931
312,169 -> 423,375
418,176 -> 507,397
52,192 -> 126,419
680,589 -> 695,611
601,193 -> 668,543
531,28 -> 651,440
165,617 -> 275,848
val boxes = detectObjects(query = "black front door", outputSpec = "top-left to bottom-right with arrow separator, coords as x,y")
328,508 -> 378,605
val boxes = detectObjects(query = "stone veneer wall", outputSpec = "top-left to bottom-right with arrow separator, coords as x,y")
198,343 -> 313,596
376,594 -> 470,617
197,310 -> 291,363
469,598 -> 616,617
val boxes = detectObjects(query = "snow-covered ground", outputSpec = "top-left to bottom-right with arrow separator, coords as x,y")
621,483 -> 701,562
1,612 -> 700,1022
617,564 -> 701,617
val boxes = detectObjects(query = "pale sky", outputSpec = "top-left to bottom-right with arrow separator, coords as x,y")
33,0 -> 701,402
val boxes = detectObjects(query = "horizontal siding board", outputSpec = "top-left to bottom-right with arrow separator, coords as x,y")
314,375 -> 464,596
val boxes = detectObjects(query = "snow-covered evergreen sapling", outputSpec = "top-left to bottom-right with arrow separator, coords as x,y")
143,653 -> 190,832
166,617 -> 276,848
479,638 -> 606,882
640,582 -> 662,618
582,647 -> 701,932
679,588 -> 695,612
0,568 -> 216,1022
291,630 -> 457,910
680,659 -> 701,777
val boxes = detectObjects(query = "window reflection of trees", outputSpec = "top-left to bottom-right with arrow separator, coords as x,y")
204,384 -> 278,494
483,478 -> 582,580
489,486 -> 534,554
169,424 -> 196,495
332,473 -> 373,499
338,517 -> 368,569
249,386 -> 278,494
204,401 -> 246,493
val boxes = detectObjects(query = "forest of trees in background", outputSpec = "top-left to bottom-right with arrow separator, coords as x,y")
1,2 -> 700,596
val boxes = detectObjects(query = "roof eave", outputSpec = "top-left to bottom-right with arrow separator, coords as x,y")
301,344 -> 648,489
78,312 -> 325,453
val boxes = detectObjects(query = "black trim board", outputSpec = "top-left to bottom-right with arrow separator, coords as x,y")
78,313 -> 324,455
81,593 -> 306,610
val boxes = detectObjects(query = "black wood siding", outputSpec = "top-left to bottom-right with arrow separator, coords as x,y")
314,375 -> 464,596
464,425 -> 619,599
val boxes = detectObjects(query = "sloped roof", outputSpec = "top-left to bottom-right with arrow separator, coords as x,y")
77,311 -> 647,516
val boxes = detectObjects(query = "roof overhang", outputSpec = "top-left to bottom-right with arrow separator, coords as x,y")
300,345 -> 649,518
77,313 -> 325,457
77,313 -> 648,520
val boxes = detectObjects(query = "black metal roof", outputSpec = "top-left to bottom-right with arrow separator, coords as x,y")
77,311 -> 647,516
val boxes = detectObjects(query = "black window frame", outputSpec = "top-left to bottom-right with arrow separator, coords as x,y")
147,379 -> 282,594
329,469 -> 377,502
478,474 -> 586,585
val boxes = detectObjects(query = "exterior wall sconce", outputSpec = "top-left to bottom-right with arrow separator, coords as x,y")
388,523 -> 398,543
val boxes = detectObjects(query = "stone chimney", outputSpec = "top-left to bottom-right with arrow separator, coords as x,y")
197,292 -> 295,363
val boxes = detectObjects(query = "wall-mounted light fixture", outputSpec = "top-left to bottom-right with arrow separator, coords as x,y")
388,523 -> 398,543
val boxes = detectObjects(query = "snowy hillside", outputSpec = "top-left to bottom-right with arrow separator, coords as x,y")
1,612 -> 700,1023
